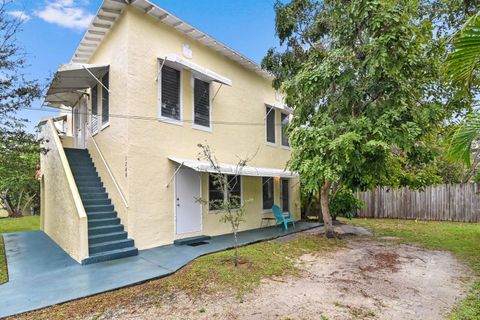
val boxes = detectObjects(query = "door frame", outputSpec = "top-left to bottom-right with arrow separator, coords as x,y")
73,97 -> 88,149
174,167 -> 203,235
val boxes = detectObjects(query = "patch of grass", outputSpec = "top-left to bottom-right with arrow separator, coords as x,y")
0,216 -> 40,233
343,218 -> 480,320
13,234 -> 343,319
0,236 -> 7,284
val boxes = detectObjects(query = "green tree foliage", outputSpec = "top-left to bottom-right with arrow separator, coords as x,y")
263,0 -> 459,236
0,0 -> 42,217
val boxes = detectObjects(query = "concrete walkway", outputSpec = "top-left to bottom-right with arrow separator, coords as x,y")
0,222 -> 319,318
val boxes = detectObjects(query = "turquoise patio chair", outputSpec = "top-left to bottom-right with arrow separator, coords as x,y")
272,204 -> 296,231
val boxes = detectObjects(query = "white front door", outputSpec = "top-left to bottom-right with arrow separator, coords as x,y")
175,167 -> 202,235
73,98 -> 87,149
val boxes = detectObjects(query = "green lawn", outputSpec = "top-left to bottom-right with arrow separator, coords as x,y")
0,216 -> 40,233
0,216 -> 40,285
344,218 -> 480,320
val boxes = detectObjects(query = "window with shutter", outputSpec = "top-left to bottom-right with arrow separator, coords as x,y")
194,78 -> 210,128
91,85 -> 98,133
281,112 -> 289,147
265,106 -> 275,144
161,65 -> 181,121
262,177 -> 274,210
101,73 -> 109,126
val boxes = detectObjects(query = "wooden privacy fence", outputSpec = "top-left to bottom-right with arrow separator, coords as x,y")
356,183 -> 480,222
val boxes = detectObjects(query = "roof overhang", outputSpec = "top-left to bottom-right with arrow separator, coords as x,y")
45,63 -> 109,108
161,54 -> 232,86
71,0 -> 272,80
169,157 -> 298,178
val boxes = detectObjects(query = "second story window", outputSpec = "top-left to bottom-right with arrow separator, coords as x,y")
161,65 -> 181,121
281,112 -> 289,147
265,106 -> 275,144
193,78 -> 210,128
101,72 -> 109,126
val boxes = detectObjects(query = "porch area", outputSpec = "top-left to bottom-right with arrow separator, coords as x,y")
0,221 -> 320,318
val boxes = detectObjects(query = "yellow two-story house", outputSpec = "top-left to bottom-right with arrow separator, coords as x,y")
40,0 -> 300,264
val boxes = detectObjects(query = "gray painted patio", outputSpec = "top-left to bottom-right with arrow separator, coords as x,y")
0,221 -> 320,318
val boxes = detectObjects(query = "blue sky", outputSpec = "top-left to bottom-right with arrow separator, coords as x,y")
10,0 -> 278,132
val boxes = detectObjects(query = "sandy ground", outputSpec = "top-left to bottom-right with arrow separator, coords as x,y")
92,235 -> 472,320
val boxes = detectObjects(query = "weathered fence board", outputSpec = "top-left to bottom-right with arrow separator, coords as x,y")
357,184 -> 480,222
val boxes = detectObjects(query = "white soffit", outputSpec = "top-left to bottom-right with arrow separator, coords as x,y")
71,0 -> 272,80
169,157 -> 298,178
162,54 -> 232,86
45,63 -> 109,107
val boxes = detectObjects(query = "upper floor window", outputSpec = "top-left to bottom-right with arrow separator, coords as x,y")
101,72 -> 109,126
281,112 -> 289,147
160,65 -> 181,121
208,174 -> 242,210
262,177 -> 274,210
265,106 -> 275,144
193,78 -> 210,128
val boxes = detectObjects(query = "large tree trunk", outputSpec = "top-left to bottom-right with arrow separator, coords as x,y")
320,181 -> 335,238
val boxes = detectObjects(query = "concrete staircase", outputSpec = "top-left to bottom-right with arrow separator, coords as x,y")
64,148 -> 138,264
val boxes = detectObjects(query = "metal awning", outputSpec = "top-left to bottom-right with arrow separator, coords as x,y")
169,157 -> 298,178
266,103 -> 293,114
160,54 -> 232,86
44,63 -> 109,107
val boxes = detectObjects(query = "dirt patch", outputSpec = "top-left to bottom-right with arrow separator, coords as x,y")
83,238 -> 472,320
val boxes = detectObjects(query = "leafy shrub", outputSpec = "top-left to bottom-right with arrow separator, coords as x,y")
329,188 -> 363,220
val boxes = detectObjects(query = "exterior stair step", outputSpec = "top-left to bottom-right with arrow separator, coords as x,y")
81,193 -> 109,200
89,238 -> 135,255
87,211 -> 117,220
85,204 -> 114,213
89,231 -> 128,245
82,247 -> 138,265
88,224 -> 123,236
88,217 -> 120,228
82,198 -> 111,206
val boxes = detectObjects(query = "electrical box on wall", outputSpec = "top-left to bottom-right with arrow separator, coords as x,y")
182,43 -> 192,59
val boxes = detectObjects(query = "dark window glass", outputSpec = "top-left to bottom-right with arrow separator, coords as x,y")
228,175 -> 241,208
266,106 -> 275,143
161,65 -> 181,120
262,177 -> 274,210
101,73 -> 109,125
281,179 -> 289,212
194,79 -> 210,127
281,113 -> 289,147
209,174 -> 224,210
209,174 -> 242,210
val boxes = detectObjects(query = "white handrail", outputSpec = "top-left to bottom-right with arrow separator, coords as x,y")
87,129 -> 129,208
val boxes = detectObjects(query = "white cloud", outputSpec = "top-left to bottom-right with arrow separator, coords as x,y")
35,0 -> 94,30
8,10 -> 31,22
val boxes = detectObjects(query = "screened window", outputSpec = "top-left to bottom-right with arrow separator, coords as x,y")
194,79 -> 210,127
91,85 -> 98,133
208,174 -> 242,210
281,113 -> 289,147
281,178 -> 289,212
266,106 -> 275,143
161,65 -> 181,121
101,73 -> 109,125
262,177 -> 274,210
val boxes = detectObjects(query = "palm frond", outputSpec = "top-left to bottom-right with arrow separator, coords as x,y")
447,12 -> 480,88
446,112 -> 480,166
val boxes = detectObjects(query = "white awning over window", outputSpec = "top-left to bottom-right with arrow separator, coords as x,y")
160,54 -> 232,86
169,157 -> 298,178
45,63 -> 109,107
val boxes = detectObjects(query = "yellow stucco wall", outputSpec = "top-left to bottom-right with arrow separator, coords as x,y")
40,120 -> 89,263
84,6 -> 300,249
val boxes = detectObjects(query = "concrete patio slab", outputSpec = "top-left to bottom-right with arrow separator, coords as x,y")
0,221 -> 320,318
